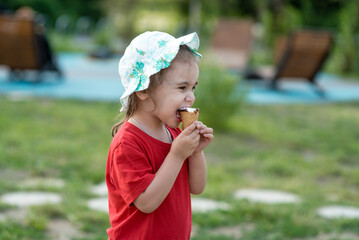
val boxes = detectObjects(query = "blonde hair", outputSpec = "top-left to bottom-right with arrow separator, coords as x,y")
111,45 -> 198,136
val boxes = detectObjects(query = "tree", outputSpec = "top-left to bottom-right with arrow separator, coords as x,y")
337,0 -> 359,73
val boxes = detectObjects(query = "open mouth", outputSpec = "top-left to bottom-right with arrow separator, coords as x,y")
176,107 -> 189,121
176,107 -> 197,122
176,110 -> 182,121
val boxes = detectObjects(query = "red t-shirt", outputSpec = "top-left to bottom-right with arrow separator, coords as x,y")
106,121 -> 191,239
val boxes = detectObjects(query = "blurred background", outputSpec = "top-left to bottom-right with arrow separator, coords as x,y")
1,0 -> 359,240
0,0 -> 358,75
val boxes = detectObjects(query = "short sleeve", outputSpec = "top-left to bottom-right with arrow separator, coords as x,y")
110,142 -> 155,206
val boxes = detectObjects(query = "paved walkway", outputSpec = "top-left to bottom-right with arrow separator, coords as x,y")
1,53 -> 359,104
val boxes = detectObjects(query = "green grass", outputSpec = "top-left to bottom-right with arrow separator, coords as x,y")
1,96 -> 359,239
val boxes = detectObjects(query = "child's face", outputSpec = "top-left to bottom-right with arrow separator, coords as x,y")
149,59 -> 199,128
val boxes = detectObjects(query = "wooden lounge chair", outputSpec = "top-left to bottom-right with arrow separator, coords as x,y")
270,29 -> 333,94
0,15 -> 62,82
210,19 -> 253,70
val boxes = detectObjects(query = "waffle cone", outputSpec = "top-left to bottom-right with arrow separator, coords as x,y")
180,110 -> 199,129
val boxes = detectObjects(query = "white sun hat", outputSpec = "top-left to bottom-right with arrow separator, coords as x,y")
118,31 -> 201,112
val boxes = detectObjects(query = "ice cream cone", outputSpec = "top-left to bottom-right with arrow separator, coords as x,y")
179,108 -> 199,129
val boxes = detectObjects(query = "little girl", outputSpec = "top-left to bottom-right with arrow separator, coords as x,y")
106,31 -> 213,239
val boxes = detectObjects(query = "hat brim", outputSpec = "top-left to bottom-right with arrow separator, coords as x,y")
176,32 -> 202,58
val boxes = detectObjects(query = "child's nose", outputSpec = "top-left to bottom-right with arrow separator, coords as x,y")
185,92 -> 195,104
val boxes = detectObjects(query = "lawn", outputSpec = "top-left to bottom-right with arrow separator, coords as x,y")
0,96 -> 359,239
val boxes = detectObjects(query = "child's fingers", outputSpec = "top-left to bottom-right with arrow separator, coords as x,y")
195,122 -> 213,133
203,133 -> 214,139
195,121 -> 205,130
199,127 -> 213,135
182,121 -> 198,133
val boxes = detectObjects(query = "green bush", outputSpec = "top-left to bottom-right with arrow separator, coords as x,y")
196,65 -> 244,131
49,32 -> 87,52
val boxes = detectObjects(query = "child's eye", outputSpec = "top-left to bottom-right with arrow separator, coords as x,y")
192,86 -> 196,91
179,86 -> 186,90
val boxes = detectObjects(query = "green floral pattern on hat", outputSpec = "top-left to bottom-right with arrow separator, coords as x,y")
136,48 -> 145,56
155,53 -> 176,71
130,62 -> 144,79
118,31 -> 201,112
158,40 -> 167,47
129,61 -> 147,91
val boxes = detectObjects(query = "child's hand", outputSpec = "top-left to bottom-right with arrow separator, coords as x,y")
170,122 -> 200,161
193,121 -> 214,154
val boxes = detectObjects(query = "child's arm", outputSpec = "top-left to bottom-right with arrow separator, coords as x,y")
133,123 -> 200,213
188,151 -> 207,194
188,122 -> 213,194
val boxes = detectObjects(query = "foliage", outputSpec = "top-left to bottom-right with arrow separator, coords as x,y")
49,32 -> 87,52
100,0 -> 188,41
337,1 -> 359,74
297,0 -> 342,28
2,0 -> 103,27
260,3 -> 302,47
322,0 -> 359,76
195,64 -> 244,131
4,0 -> 359,76
92,28 -> 113,47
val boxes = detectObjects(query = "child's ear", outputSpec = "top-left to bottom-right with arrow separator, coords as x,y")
135,90 -> 149,100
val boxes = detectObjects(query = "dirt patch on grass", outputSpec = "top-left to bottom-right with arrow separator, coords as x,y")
0,169 -> 30,183
209,225 -> 243,239
294,232 -> 359,240
0,208 -> 28,223
47,219 -> 88,240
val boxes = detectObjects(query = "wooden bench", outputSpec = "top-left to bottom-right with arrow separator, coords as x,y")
271,29 -> 333,93
0,15 -> 62,82
210,19 -> 253,70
